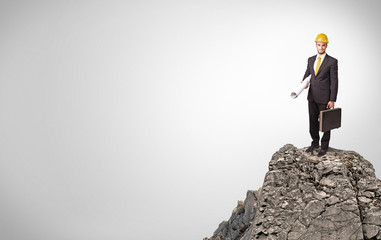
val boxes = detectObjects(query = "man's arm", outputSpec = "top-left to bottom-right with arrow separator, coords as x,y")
301,59 -> 311,88
303,59 -> 311,80
329,59 -> 338,102
327,59 -> 338,108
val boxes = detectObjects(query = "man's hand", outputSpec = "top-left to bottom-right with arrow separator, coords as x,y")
327,101 -> 335,109
301,80 -> 309,89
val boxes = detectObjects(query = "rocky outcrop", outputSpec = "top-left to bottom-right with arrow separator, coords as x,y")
204,144 -> 381,240
204,190 -> 260,240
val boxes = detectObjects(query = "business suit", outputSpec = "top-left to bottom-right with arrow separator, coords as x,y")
303,54 -> 338,150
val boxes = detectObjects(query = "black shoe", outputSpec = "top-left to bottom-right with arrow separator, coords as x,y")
306,145 -> 319,153
318,149 -> 328,157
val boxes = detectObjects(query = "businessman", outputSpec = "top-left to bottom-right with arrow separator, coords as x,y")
302,33 -> 338,157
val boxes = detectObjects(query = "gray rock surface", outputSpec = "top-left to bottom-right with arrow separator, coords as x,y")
204,190 -> 260,240
204,144 -> 381,240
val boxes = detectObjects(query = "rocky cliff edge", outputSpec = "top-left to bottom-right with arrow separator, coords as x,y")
204,144 -> 381,240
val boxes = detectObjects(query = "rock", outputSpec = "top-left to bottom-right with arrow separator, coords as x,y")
205,190 -> 260,240
205,144 -> 381,240
358,196 -> 373,204
326,195 -> 340,205
363,224 -> 380,239
319,177 -> 336,187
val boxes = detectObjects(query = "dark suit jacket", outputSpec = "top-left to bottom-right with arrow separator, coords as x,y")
303,54 -> 338,104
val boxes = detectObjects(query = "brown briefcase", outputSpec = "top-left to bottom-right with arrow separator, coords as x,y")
319,108 -> 342,132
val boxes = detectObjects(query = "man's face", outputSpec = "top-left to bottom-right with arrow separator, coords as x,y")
316,42 -> 327,55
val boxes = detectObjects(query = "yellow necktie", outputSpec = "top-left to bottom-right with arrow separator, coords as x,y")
315,56 -> 321,76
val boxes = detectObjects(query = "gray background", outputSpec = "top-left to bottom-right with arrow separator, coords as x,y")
1,0 -> 380,239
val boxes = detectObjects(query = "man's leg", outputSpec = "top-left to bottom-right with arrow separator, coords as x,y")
308,101 -> 320,147
317,103 -> 331,150
321,130 -> 331,149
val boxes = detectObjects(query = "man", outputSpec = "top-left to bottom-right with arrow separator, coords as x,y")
302,33 -> 338,157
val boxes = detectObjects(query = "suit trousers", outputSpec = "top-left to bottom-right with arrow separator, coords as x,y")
308,100 -> 330,150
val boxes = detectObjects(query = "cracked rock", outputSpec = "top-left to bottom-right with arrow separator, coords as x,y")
205,144 -> 381,240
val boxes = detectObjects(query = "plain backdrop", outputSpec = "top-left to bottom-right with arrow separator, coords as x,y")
1,0 -> 381,239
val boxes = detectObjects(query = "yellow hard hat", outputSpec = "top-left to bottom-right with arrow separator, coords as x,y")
315,33 -> 329,43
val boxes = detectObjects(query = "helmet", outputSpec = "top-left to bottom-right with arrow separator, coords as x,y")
315,33 -> 329,44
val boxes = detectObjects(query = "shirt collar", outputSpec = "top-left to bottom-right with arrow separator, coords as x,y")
316,52 -> 327,61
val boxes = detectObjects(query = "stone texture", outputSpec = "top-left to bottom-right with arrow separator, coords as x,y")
204,190 -> 260,240
205,144 -> 381,240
